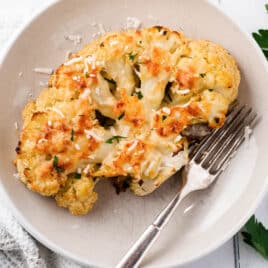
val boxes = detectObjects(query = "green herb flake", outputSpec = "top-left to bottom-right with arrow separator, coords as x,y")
136,91 -> 143,99
162,115 -> 167,121
266,4 -> 268,13
132,90 -> 143,99
118,112 -> 125,120
241,215 -> 268,260
128,52 -> 138,61
74,173 -> 82,179
53,155 -> 63,173
200,73 -> 206,78
70,128 -> 74,141
85,72 -> 89,78
104,77 -> 116,85
105,136 -> 126,144
208,88 -> 214,92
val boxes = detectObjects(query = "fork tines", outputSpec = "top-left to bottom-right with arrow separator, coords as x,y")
191,103 -> 257,176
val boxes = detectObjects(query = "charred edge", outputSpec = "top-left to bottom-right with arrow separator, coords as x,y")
95,110 -> 116,128
15,141 -> 21,154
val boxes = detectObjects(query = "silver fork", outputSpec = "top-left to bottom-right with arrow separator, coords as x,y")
116,103 -> 257,268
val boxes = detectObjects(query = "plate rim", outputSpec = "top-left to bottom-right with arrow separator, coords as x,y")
1,0 -> 268,267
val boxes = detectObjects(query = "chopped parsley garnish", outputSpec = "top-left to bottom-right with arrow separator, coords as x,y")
118,112 -> 125,120
104,77 -> 116,85
200,73 -> 206,78
132,90 -> 143,99
53,155 -> 63,173
266,3 -> 268,12
85,72 -> 89,78
241,215 -> 268,260
74,173 -> 82,179
208,88 -> 213,92
128,52 -> 138,61
162,115 -> 167,121
105,136 -> 126,144
70,128 -> 74,141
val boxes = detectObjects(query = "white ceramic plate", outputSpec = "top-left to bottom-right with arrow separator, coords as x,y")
1,0 -> 268,267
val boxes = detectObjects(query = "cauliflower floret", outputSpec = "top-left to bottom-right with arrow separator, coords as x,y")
55,176 -> 97,215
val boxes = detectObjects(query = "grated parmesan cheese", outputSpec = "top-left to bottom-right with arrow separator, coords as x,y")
75,143 -> 81,150
97,23 -> 106,35
39,81 -> 48,87
83,164 -> 91,174
174,135 -> 182,143
48,120 -> 52,127
64,34 -> 82,45
77,168 -> 82,174
13,173 -> 20,180
46,107 -> 65,118
127,140 -> 139,152
14,122 -> 19,130
110,127 -> 117,136
175,112 -> 180,120
37,138 -> 48,144
126,17 -> 142,30
80,89 -> 91,99
64,56 -> 83,66
176,88 -> 190,95
33,68 -> 53,75
162,107 -> 171,115
84,129 -> 103,141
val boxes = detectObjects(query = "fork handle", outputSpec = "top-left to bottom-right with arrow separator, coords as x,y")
116,192 -> 185,268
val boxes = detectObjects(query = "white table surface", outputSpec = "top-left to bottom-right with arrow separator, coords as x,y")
0,0 -> 267,267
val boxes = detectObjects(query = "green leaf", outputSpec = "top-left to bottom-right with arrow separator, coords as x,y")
74,173 -> 81,179
132,91 -> 143,99
241,215 -> 268,260
118,112 -> 125,120
162,115 -> 167,121
265,4 -> 268,13
53,155 -> 63,173
200,73 -> 206,78
105,136 -> 126,144
252,29 -> 268,60
128,52 -> 138,61
70,128 -> 74,141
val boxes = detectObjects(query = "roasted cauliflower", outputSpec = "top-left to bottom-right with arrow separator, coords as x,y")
15,26 -> 240,215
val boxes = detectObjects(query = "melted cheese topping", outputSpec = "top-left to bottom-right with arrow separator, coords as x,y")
15,26 -> 240,215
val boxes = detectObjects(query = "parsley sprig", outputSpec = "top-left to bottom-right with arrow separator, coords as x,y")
53,155 -> 63,173
242,215 -> 268,259
252,4 -> 268,60
240,5 -> 268,260
105,136 -> 126,144
252,30 -> 268,59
